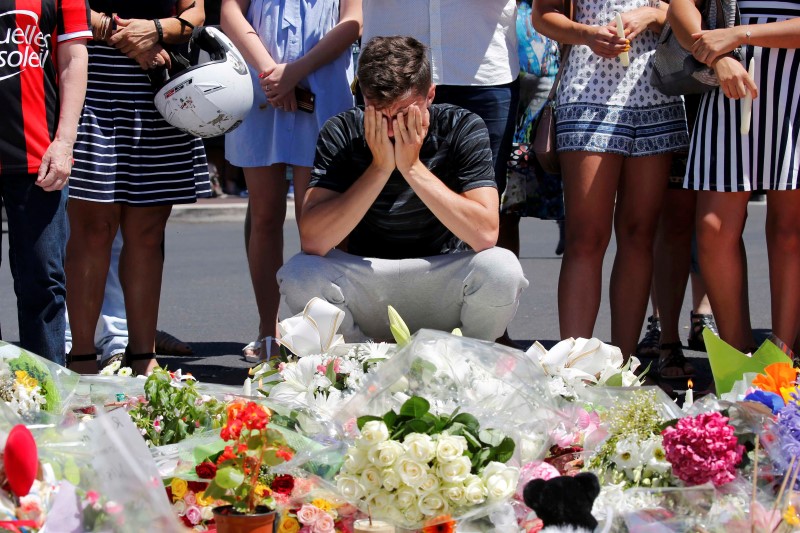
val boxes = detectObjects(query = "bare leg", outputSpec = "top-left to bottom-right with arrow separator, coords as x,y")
653,188 -> 696,345
558,152 -> 623,340
610,153 -> 671,358
119,205 -> 173,375
695,191 -> 753,351
766,190 -> 800,349
66,200 -> 121,373
244,166 -> 289,350
690,272 -> 712,314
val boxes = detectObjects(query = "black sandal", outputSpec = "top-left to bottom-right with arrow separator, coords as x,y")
687,311 -> 718,351
123,346 -> 158,376
657,342 -> 695,380
66,353 -> 98,374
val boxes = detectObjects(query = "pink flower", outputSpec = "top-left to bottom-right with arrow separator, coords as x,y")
315,512 -> 335,533
104,501 -> 124,515
279,362 -> 287,372
290,477 -> 316,499
299,527 -> 313,533
662,411 -> 744,486
515,461 -> 560,501
183,491 -> 197,505
297,504 -> 322,526
184,505 -> 202,526
86,491 -> 100,505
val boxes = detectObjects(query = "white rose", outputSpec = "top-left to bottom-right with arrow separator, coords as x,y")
395,485 -> 417,510
336,474 -> 364,500
442,483 -> 466,506
368,440 -> 405,468
417,491 -> 449,517
343,447 -> 369,474
360,465 -> 383,491
395,457 -> 428,488
367,491 -> 393,512
381,468 -> 401,491
481,462 -> 519,502
435,435 -> 468,463
403,433 -> 436,463
200,506 -> 214,521
173,500 -> 187,515
403,504 -> 424,525
463,475 -> 487,505
435,455 -> 472,484
417,473 -> 441,494
358,421 -> 390,448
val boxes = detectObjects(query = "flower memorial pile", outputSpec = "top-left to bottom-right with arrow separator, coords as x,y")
129,368 -> 227,446
334,396 -> 519,529
0,341 -> 75,418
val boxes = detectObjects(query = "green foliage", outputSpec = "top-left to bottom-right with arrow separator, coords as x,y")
128,368 -> 226,447
357,396 -> 515,474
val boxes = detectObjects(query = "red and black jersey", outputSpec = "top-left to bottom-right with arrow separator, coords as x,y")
0,0 -> 91,175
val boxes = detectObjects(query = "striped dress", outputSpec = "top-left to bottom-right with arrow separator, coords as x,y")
685,0 -> 800,191
69,42 -> 211,205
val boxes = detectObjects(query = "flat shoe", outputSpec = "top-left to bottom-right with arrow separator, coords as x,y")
657,342 -> 695,380
155,330 -> 193,356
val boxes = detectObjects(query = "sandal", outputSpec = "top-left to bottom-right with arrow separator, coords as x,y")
155,330 -> 193,356
636,315 -> 662,358
657,342 -> 695,380
67,353 -> 98,375
123,346 -> 159,376
242,336 -> 277,363
687,311 -> 718,351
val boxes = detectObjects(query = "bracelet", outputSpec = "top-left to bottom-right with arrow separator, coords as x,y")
745,29 -> 752,46
93,14 -> 111,41
153,18 -> 164,44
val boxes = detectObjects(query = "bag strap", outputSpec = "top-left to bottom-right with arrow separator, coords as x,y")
545,0 -> 575,102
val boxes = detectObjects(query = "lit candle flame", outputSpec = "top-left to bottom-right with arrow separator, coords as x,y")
687,379 -> 694,389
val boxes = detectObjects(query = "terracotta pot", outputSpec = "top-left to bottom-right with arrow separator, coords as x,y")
212,505 -> 276,533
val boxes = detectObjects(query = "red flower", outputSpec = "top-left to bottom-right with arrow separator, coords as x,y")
216,445 -> 237,466
221,419 -> 244,441
422,516 -> 456,533
275,446 -> 294,462
270,474 -> 294,495
195,461 -> 217,479
241,402 -> 270,430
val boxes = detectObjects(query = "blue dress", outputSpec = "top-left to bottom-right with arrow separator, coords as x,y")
225,0 -> 355,168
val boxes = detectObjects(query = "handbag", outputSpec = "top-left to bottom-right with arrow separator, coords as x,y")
532,0 -> 574,174
651,0 -> 742,96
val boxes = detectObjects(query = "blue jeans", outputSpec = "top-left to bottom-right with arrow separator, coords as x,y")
434,79 -> 520,193
0,175 -> 67,365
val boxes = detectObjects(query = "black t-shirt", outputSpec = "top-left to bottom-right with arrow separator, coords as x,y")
309,104 -> 496,259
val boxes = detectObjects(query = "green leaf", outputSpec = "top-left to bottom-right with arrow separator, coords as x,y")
399,396 -> 430,418
451,413 -> 480,432
493,437 -> 516,463
471,448 -> 491,470
405,419 -> 433,434
383,410 -> 398,430
325,360 -> 337,383
215,466 -> 245,489
357,415 -> 383,431
605,372 -> 623,387
462,430 -> 482,450
479,428 -> 506,447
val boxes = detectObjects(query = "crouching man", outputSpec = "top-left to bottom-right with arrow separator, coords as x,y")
278,36 -> 528,342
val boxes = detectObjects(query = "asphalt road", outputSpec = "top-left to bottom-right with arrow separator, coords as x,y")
0,201 -> 772,394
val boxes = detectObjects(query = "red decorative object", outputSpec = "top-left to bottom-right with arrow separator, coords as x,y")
4,425 -> 38,498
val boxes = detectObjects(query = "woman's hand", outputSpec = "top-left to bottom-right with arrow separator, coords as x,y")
259,63 -> 301,100
712,55 -> 757,99
691,27 -> 745,65
585,25 -> 630,58
269,90 -> 298,113
611,7 -> 659,40
109,16 -> 159,57
132,45 -> 172,70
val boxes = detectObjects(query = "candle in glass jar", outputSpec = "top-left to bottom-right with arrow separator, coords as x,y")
615,13 -> 630,67
354,520 -> 395,533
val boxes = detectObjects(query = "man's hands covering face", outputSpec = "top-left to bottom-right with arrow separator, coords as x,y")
394,105 -> 429,174
364,105 -> 395,174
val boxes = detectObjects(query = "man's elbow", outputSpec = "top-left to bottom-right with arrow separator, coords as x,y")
299,230 -> 332,257
470,228 -> 499,253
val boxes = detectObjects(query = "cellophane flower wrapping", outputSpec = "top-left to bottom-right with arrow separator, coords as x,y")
0,403 -> 183,532
290,329 -> 557,529
0,341 -> 79,418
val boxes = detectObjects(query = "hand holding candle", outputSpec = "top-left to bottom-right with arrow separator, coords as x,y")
615,13 -> 630,67
741,57 -> 755,135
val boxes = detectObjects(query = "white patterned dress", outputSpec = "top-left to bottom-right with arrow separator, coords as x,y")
685,0 -> 800,191
556,0 -> 689,156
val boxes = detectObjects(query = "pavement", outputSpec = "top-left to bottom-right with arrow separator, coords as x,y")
0,196 -> 774,402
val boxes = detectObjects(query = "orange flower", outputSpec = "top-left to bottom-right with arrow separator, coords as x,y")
422,516 -> 456,533
753,363 -> 799,397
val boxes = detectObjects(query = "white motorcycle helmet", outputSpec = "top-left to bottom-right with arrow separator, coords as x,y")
154,26 -> 253,138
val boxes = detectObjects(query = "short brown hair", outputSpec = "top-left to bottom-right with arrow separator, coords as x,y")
357,36 -> 432,108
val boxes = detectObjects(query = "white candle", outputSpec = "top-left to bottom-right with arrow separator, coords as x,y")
684,380 -> 694,411
242,377 -> 252,397
615,13 -> 630,67
741,57 -> 755,135
354,520 -> 395,533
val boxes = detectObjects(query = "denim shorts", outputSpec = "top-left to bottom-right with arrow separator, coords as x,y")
555,102 -> 689,157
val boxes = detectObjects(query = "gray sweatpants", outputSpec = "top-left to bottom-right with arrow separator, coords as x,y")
277,248 -> 529,342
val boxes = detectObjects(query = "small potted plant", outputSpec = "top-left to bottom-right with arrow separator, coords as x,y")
201,400 -> 294,533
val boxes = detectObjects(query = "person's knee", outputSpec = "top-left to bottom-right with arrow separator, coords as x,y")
278,253 -> 345,308
696,215 -> 739,252
467,248 -> 528,304
70,216 -> 118,250
566,225 -> 612,259
767,215 -> 800,254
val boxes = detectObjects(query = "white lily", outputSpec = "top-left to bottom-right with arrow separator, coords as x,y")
278,297 -> 345,357
269,355 -> 326,404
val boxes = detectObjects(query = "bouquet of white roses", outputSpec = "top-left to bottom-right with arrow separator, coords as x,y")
335,396 -> 519,529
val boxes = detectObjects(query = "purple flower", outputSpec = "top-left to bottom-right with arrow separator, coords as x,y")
745,390 -> 786,414
776,398 -> 800,470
